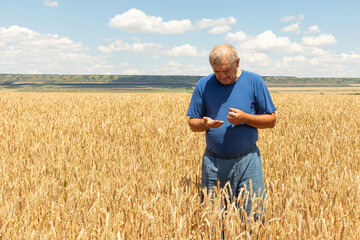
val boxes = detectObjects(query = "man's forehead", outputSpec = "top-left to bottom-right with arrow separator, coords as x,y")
212,63 -> 234,70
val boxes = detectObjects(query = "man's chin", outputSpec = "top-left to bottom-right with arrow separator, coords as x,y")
219,79 -> 234,85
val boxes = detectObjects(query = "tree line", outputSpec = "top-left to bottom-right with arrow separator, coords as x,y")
0,74 -> 359,85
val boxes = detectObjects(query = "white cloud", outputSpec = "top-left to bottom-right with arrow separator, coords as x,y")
43,0 -> 59,7
268,49 -> 360,77
153,61 -> 209,75
273,55 -> 312,74
132,42 -> 162,52
109,9 -> 237,34
98,39 -> 206,57
208,25 -> 231,34
285,55 -> 309,65
339,53 -> 360,62
308,47 -> 331,56
195,17 -> 236,29
280,15 -> 303,35
98,39 -> 131,53
305,25 -> 321,34
281,23 -> 300,33
98,39 -> 207,59
159,61 -> 183,74
280,16 -> 296,22
183,65 -> 210,76
0,25 -> 101,74
302,33 -> 337,46
225,31 -> 248,42
236,30 -> 303,53
166,44 -> 206,57
88,62 -> 114,72
0,25 -> 36,41
240,52 -> 272,66
310,58 -> 321,65
98,39 -> 162,54
0,25 -> 87,51
109,8 -> 193,34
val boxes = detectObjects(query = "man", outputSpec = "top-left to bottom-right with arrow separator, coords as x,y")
187,44 -> 276,218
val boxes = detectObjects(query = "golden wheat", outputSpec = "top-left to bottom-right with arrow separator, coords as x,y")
0,92 -> 359,239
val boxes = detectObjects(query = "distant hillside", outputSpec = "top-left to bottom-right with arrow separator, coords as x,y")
0,74 -> 359,87
262,76 -> 360,85
0,74 -> 203,85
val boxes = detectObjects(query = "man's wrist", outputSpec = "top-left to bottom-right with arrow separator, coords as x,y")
203,120 -> 210,130
241,112 -> 251,125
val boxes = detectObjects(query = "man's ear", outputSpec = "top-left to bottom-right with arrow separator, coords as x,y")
236,58 -> 240,68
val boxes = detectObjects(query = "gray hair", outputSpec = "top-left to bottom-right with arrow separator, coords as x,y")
209,44 -> 238,66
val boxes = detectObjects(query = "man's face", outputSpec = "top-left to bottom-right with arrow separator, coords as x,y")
211,58 -> 240,85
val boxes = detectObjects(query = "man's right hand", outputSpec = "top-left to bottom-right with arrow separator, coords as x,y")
188,117 -> 224,132
203,117 -> 224,129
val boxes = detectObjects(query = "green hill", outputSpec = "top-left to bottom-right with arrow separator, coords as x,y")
0,74 -> 359,92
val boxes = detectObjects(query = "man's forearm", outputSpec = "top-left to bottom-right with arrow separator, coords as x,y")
189,113 -> 275,132
243,112 -> 276,129
188,118 -> 209,132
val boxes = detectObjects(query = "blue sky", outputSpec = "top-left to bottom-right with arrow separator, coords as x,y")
0,0 -> 359,77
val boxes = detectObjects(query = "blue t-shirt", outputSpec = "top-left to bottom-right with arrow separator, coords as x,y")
187,70 -> 276,156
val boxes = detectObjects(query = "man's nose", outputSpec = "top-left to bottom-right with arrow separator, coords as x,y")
219,72 -> 226,79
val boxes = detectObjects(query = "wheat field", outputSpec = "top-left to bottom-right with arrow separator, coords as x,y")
0,92 -> 359,239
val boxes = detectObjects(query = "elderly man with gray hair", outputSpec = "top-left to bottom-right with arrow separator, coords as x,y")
187,44 -> 276,220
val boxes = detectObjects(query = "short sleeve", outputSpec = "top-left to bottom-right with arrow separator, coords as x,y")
187,82 -> 207,118
254,76 -> 277,114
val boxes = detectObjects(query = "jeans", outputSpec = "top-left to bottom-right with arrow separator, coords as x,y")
201,144 -> 265,217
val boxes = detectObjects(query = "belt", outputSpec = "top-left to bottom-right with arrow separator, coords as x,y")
205,144 -> 257,160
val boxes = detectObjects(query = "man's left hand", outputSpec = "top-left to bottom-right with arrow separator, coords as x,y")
227,107 -> 248,125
